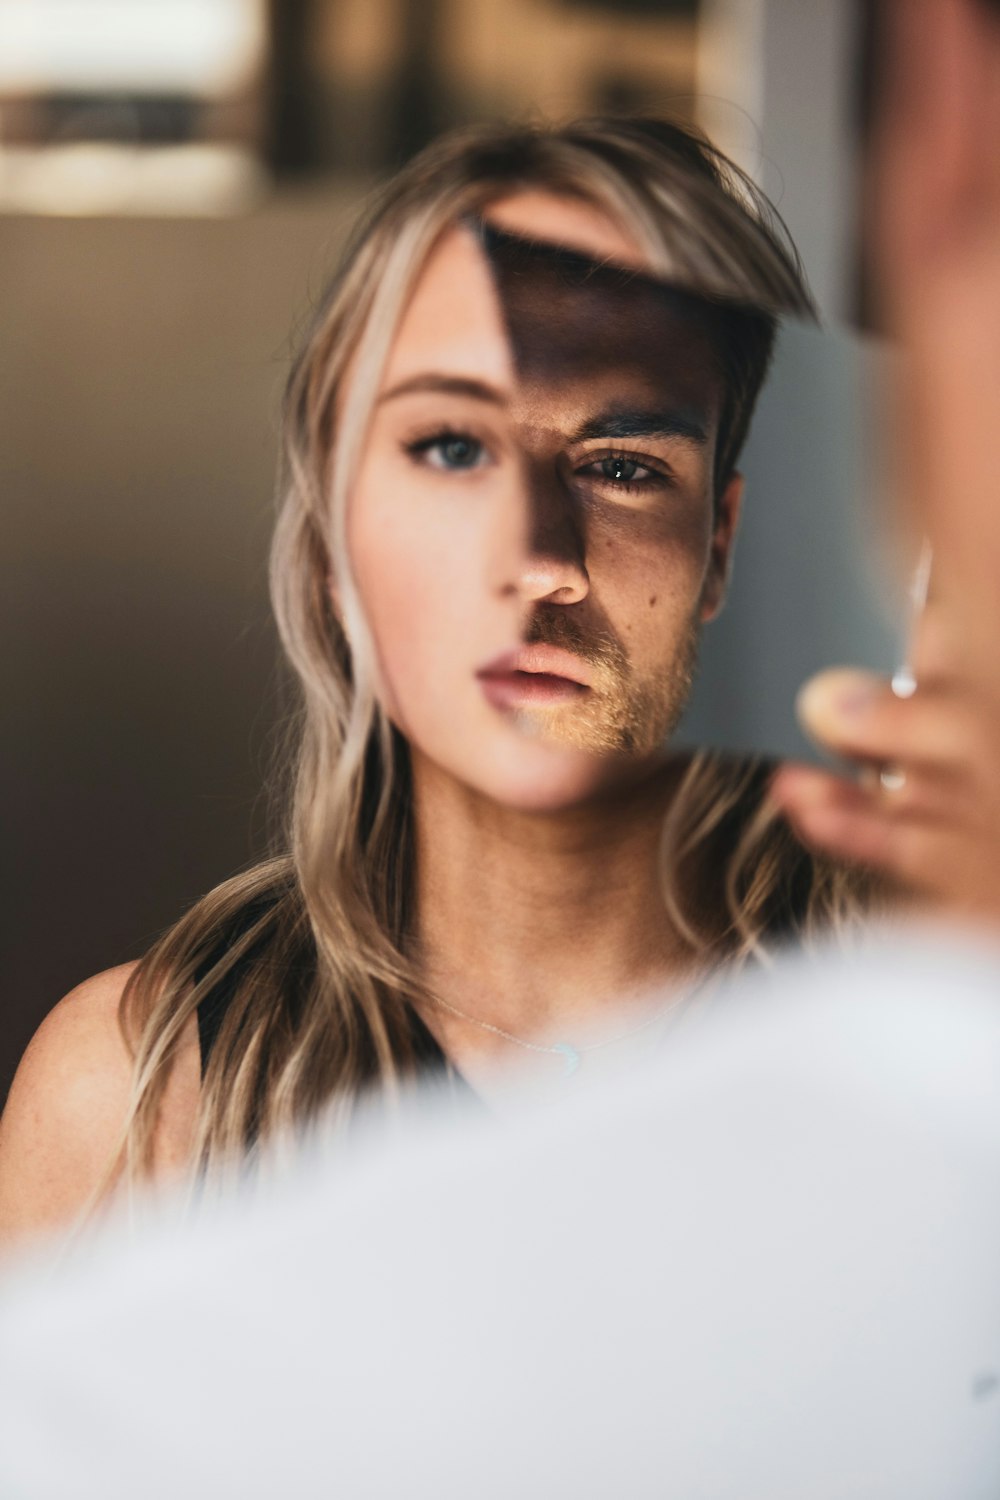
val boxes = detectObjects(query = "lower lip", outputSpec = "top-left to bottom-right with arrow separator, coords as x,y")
478,671 -> 590,710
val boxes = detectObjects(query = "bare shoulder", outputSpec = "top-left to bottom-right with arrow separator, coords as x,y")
0,963 -> 200,1246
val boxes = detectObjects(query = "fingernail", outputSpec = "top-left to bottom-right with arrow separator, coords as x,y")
836,685 -> 879,717
796,674 -> 880,729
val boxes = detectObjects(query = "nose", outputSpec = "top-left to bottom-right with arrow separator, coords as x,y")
493,452 -> 590,607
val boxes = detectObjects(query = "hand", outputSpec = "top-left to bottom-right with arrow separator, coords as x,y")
771,605 -> 1000,922
774,0 -> 1000,925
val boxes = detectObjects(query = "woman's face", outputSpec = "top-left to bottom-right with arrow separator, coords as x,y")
345,191 -> 741,811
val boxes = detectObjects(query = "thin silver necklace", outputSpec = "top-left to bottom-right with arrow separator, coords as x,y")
428,991 -> 687,1077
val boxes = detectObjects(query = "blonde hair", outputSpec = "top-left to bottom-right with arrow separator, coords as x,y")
116,117 -> 867,1181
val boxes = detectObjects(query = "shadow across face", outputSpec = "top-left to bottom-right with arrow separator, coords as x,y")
476,220 -> 777,494
477,220 -> 726,396
470,219 -> 736,757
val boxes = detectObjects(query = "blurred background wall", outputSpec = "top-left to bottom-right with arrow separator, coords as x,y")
2,0 -> 865,1101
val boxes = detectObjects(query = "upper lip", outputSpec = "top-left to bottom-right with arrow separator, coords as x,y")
476,645 -> 593,688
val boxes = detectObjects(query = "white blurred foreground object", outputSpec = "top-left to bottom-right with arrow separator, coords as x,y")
1,937 -> 1000,1499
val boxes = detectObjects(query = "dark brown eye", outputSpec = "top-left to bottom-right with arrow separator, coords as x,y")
601,455 -> 640,484
572,451 -> 674,498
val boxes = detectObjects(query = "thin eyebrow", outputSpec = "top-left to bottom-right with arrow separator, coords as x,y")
571,407 -> 709,446
377,373 -> 508,407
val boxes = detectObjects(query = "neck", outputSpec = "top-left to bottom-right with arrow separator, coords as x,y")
410,751 -> 698,1056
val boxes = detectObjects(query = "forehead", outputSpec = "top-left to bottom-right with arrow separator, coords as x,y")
378,192 -> 722,422
379,221 -> 513,392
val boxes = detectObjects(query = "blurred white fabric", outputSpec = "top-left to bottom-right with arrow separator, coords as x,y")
1,932 -> 1000,1499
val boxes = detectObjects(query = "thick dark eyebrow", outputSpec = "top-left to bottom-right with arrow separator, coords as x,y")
376,381 -> 709,450
377,373 -> 508,406
571,406 -> 709,446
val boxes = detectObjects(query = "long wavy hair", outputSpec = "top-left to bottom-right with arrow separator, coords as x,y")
115,116 -> 869,1181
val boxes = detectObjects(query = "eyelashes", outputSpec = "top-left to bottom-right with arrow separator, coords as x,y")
573,450 -> 674,496
402,427 -> 676,496
404,428 -> 492,473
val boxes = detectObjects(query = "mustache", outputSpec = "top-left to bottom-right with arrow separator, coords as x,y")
523,607 -> 631,681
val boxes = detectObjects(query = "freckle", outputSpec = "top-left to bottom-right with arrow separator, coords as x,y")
648,595 -> 657,607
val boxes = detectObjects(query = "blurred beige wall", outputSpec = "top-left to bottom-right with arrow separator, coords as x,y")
1,186 -> 364,1100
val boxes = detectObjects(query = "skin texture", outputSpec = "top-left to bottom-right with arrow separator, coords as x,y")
771,0 -> 1000,927
347,190 -> 742,1088
0,965 -> 200,1247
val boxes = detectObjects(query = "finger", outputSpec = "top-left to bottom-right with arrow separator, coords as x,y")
772,764 -> 896,869
794,668 -> 982,772
773,756 -> 1000,908
775,753 -> 986,832
772,764 -> 954,890
770,763 -> 862,815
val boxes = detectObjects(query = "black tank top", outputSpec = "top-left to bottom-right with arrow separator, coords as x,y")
194,901 -> 463,1089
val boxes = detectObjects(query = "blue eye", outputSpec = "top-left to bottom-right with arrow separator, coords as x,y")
438,436 -> 481,468
407,431 -> 487,471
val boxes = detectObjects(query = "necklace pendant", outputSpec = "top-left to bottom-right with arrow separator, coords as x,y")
552,1042 -> 581,1077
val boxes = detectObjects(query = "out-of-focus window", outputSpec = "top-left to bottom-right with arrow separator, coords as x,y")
306,0 -> 701,174
0,0 -> 712,211
0,0 -> 269,214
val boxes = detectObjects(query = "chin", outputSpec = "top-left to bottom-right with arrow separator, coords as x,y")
474,738 -> 654,813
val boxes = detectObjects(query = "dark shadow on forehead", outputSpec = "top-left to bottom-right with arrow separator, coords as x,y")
471,219 -> 727,411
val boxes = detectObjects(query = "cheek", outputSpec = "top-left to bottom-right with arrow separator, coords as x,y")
589,506 -> 711,659
346,464 -> 482,720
